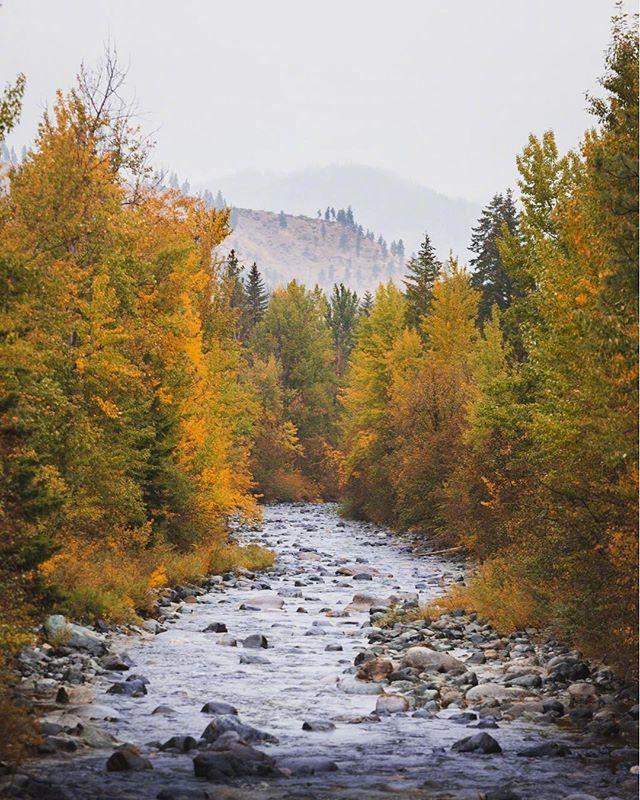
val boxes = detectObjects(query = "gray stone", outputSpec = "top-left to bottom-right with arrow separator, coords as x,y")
201,701 -> 238,715
401,646 -> 465,674
44,615 -> 106,656
242,634 -> 268,649
451,732 -> 502,754
517,741 -> 571,757
302,719 -> 336,731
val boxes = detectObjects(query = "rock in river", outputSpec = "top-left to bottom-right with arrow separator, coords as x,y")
376,694 -> 411,713
201,701 -> 238,715
242,634 -> 269,649
201,714 -> 277,744
106,744 -> 152,772
451,732 -> 502,754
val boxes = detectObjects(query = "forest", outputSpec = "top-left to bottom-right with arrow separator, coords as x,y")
0,11 -> 637,756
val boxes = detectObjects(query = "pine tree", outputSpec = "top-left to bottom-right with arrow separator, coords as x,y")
245,262 -> 268,332
402,233 -> 442,331
360,291 -> 374,317
469,190 -> 519,323
326,283 -> 360,375
278,210 -> 287,228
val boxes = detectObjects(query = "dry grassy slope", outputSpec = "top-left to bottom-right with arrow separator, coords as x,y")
220,207 -> 405,294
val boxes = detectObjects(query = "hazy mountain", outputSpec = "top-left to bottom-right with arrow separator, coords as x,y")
220,207 -> 406,295
202,164 -> 481,260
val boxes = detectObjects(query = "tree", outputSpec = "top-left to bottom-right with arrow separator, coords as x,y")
245,262 -> 268,333
360,291 -> 374,317
469,190 -> 518,323
0,73 -> 25,142
278,210 -> 288,228
254,281 -> 335,479
327,284 -> 360,376
402,233 -> 442,331
340,282 -> 406,521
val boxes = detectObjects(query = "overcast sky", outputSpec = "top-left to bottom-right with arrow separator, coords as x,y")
0,0 -> 632,202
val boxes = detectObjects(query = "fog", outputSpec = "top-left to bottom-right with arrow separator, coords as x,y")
0,0 -> 631,201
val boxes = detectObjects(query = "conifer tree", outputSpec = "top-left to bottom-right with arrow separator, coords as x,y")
360,291 -> 374,317
245,262 -> 268,332
469,190 -> 518,323
402,233 -> 442,331
326,283 -> 360,375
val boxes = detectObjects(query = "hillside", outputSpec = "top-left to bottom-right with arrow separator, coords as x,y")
202,163 -> 481,260
220,206 -> 406,294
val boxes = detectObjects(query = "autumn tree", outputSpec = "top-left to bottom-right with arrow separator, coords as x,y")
254,281 -> 336,485
341,282 -> 406,520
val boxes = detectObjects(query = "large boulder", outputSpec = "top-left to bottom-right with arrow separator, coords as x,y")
451,732 -> 502,754
401,646 -> 465,674
201,714 -> 277,744
465,683 -> 529,703
44,615 -> 106,656
193,745 -> 276,780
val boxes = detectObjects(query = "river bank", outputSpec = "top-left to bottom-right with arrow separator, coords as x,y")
3,504 -> 638,800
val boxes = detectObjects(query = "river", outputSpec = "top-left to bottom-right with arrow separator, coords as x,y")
29,503 -> 636,800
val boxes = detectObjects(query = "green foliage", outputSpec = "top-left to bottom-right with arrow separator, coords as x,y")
338,13 -> 639,675
327,283 -> 360,376
469,190 -> 518,323
402,233 -> 441,332
253,280 -> 337,488
0,73 -> 25,143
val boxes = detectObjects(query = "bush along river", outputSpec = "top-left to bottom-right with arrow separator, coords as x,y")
5,503 -> 639,800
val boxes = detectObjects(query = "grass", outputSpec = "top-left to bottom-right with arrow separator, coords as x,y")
39,536 -> 275,625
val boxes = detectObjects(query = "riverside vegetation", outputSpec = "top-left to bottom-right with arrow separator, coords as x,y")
0,9 -> 637,769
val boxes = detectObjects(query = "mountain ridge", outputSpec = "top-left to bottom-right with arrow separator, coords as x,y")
200,163 -> 481,261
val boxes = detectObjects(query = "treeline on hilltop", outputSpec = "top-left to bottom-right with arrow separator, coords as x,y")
0,11 -> 636,746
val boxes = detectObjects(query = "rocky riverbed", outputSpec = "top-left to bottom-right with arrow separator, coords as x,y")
4,503 -> 638,800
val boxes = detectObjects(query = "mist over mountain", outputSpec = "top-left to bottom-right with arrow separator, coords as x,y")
219,207 -> 406,295
200,164 -> 481,260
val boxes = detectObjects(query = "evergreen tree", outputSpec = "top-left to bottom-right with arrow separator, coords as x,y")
245,262 -> 268,332
223,249 -> 248,335
325,207 -> 331,221
278,210 -> 288,228
360,291 -> 374,317
402,233 -> 442,331
469,190 -> 519,323
326,283 -> 360,375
